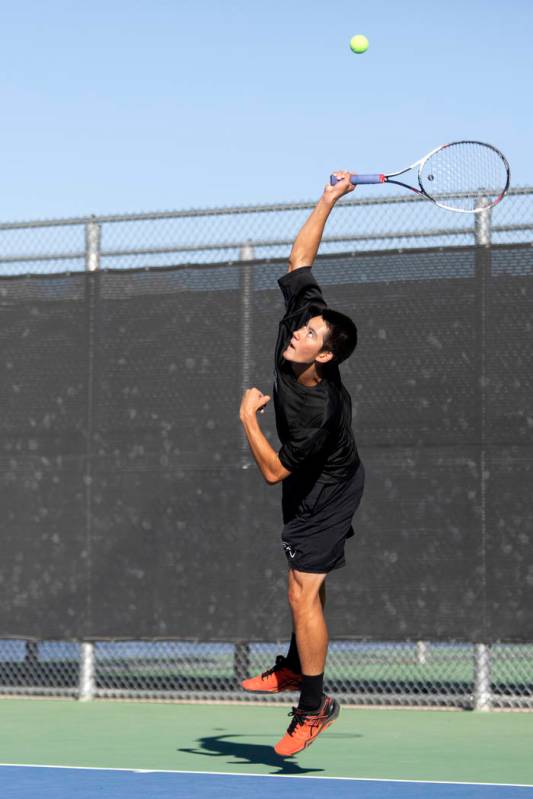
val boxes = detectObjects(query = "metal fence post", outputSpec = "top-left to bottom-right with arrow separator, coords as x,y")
80,217 -> 101,699
416,641 -> 429,665
79,642 -> 96,701
475,195 -> 492,247
473,643 -> 491,710
85,217 -> 101,272
474,197 -> 492,710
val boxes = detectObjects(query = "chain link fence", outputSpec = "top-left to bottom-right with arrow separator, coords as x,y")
0,186 -> 531,277
0,640 -> 532,710
1,187 -> 532,709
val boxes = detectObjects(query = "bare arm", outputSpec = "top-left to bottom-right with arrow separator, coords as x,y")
239,388 -> 291,485
288,171 -> 355,272
241,413 -> 291,485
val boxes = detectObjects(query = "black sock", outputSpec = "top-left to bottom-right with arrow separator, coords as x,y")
284,633 -> 301,674
298,673 -> 324,713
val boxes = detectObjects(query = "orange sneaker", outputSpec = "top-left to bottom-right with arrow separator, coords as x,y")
274,695 -> 340,756
241,656 -> 303,694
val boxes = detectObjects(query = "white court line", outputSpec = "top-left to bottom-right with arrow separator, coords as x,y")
0,763 -> 532,789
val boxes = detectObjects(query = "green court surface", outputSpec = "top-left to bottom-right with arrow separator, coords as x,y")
1,698 -> 532,785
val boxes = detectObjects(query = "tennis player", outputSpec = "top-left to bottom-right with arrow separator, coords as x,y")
239,172 -> 364,756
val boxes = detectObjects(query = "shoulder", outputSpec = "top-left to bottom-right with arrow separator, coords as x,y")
277,267 -> 321,296
277,267 -> 327,315
278,266 -> 314,283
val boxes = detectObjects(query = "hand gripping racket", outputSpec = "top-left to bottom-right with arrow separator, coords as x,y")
330,140 -> 510,213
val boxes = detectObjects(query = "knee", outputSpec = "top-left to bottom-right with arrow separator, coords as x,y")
287,582 -> 302,611
288,581 -> 319,615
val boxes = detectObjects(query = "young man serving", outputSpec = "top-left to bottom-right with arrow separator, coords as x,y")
239,172 -> 364,756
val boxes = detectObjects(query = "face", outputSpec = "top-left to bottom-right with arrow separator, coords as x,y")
282,315 -> 333,365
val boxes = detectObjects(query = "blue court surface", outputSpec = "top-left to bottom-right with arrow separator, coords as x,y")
1,766 -> 532,799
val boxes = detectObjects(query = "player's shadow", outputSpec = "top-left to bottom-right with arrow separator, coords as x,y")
179,731 -> 362,776
178,733 -> 321,775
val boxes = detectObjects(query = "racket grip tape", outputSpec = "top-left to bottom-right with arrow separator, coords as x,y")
330,174 -> 385,186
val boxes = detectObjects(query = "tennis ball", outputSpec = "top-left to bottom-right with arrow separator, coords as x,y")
350,34 -> 369,54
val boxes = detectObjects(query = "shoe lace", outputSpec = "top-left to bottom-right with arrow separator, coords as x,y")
286,704 -> 327,736
260,655 -> 287,680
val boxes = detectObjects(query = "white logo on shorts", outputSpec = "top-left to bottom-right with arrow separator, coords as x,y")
282,541 -> 296,559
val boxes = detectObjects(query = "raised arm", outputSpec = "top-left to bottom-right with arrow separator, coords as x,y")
288,171 -> 355,273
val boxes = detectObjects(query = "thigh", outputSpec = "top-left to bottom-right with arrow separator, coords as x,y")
288,567 -> 327,597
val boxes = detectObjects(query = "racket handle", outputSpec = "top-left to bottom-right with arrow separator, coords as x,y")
330,173 -> 385,186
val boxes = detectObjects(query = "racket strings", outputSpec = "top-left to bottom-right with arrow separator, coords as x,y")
419,142 -> 510,211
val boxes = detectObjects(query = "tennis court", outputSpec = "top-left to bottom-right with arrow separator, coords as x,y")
1,699 -> 532,797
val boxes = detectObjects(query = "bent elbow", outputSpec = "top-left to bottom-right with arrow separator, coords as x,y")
264,463 -> 291,485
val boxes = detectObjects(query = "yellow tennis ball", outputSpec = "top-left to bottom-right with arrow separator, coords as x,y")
350,34 -> 369,54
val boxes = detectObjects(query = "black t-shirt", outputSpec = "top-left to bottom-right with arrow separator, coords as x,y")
274,267 -> 360,495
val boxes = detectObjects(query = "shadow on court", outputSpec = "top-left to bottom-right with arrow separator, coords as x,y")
178,731 -> 362,775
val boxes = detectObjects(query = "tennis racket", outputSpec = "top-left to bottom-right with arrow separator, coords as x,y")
330,140 -> 510,213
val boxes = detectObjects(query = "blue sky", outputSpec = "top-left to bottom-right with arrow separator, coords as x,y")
0,0 -> 531,220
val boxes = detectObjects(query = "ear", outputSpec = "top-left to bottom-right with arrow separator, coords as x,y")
316,350 -> 334,364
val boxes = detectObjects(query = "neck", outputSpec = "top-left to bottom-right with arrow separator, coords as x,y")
291,361 -> 323,387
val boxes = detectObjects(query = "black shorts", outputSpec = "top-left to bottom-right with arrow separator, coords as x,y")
281,463 -> 365,573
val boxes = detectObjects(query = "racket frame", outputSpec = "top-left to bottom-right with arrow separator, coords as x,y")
331,140 -> 511,214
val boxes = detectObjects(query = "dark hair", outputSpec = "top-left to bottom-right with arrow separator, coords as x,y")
320,308 -> 358,364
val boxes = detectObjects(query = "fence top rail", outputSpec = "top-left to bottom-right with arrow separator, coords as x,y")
0,186 -> 531,232
2,225 -> 533,268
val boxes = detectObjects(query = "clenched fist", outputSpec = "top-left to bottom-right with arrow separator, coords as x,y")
240,388 -> 271,421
